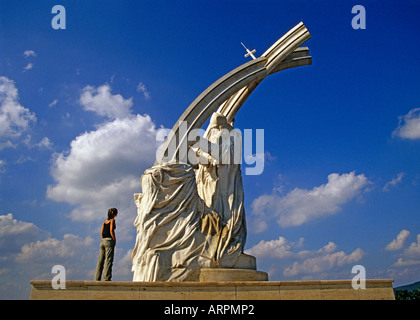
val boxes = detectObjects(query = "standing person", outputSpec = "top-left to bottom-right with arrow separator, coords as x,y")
94,208 -> 118,281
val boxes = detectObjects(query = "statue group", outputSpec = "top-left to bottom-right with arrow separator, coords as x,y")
132,113 -> 248,281
131,22 -> 312,281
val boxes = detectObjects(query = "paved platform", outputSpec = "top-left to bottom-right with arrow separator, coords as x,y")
30,278 -> 395,300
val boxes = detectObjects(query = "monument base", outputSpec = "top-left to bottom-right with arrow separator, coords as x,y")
30,278 -> 394,300
198,268 -> 268,282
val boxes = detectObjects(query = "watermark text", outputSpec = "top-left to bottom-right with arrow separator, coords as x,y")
51,265 -> 66,289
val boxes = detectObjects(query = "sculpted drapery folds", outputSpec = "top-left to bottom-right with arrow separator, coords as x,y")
131,114 -> 247,281
131,162 -> 208,281
195,113 -> 246,266
131,22 -> 312,281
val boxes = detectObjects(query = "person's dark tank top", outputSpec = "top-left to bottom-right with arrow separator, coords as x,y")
102,221 -> 112,238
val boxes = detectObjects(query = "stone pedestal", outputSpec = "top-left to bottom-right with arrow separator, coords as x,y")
198,268 -> 268,282
30,278 -> 395,300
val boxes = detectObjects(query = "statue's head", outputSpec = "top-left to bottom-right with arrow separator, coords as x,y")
209,113 -> 231,130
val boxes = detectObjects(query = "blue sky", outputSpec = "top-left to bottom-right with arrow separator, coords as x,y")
0,0 -> 419,299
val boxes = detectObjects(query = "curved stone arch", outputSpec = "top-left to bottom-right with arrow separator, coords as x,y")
155,57 -> 268,164
217,46 -> 312,125
155,22 -> 311,164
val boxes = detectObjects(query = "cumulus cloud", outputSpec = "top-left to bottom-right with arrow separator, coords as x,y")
0,213 -> 97,298
0,213 -> 46,299
251,171 -> 370,229
283,245 -> 365,277
246,236 -> 365,279
0,213 -> 133,298
80,84 -> 133,119
16,233 -> 94,264
385,231 -> 420,285
0,213 -> 44,254
404,234 -> 420,257
393,234 -> 420,267
246,236 -> 304,260
385,229 -> 410,251
36,137 -> 53,149
393,108 -> 420,140
47,114 -> 158,222
47,82 -> 166,245
0,76 -> 37,149
0,213 -> 46,298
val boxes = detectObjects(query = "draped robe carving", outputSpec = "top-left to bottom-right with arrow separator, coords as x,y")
131,22 -> 312,281
131,114 -> 247,281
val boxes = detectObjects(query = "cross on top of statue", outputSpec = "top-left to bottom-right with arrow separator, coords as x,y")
241,42 -> 257,60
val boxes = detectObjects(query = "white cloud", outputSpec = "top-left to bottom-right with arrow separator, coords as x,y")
0,214 -> 93,298
0,213 -> 44,254
48,99 -> 58,107
383,172 -> 405,192
393,258 -> 420,267
0,213 -> 133,298
23,135 -> 53,150
0,76 -> 37,148
22,50 -> 36,72
246,236 -> 304,260
36,137 -> 53,149
283,245 -> 365,277
23,50 -> 36,57
48,82 -> 162,229
246,235 -> 365,279
0,213 -> 46,299
136,82 -> 151,100
385,229 -> 410,251
387,232 -> 420,285
16,233 -> 94,264
47,82 -> 166,246
251,171 -> 370,229
393,234 -> 420,267
23,63 -> 33,71
404,234 -> 420,257
393,108 -> 420,140
47,114 -> 159,223
80,84 -> 133,119
0,213 -> 38,236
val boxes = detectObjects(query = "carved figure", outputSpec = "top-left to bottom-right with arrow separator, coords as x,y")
132,22 -> 312,281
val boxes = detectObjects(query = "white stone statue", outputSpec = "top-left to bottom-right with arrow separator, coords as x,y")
131,113 -> 248,281
195,113 -> 246,267
131,162 -> 208,281
131,23 -> 312,281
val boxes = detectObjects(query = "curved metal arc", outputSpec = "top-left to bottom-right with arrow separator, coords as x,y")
172,66 -> 268,163
217,22 -> 312,125
155,57 -> 268,164
217,47 -> 312,124
263,22 -> 311,74
155,22 -> 312,165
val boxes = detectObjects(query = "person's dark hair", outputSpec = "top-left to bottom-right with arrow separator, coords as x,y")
108,208 -> 118,219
